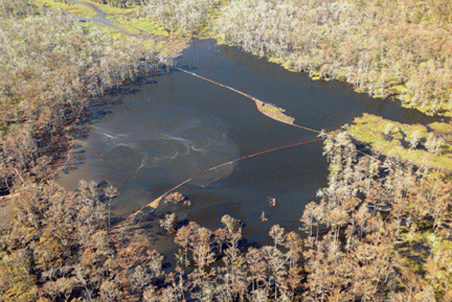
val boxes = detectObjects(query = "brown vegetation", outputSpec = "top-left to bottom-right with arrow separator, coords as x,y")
2,0 -> 452,301
0,180 -> 124,301
107,131 -> 452,301
0,0 -> 160,191
164,191 -> 192,206
0,1 -> 164,300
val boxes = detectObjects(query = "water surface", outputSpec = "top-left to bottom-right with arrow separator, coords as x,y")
58,39 -> 439,247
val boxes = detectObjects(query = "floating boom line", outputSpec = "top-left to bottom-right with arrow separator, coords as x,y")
172,67 -> 383,162
109,137 -> 322,301
172,66 -> 322,134
117,66 -> 383,224
107,66 -> 384,301
64,5 -> 381,300
117,138 -> 322,225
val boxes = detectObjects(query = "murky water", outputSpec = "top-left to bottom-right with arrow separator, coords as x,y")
57,39 -> 440,248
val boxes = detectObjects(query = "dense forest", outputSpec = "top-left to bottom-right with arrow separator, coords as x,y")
214,0 -> 452,116
0,1 -> 163,300
1,0 -> 452,301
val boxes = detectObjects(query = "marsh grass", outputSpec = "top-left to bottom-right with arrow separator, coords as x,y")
347,114 -> 452,171
256,102 -> 295,124
80,0 -> 136,15
32,0 -> 97,17
34,0 -> 168,37
33,0 -> 190,55
105,14 -> 168,36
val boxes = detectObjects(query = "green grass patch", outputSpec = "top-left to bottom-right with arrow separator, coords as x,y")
35,0 -> 167,37
79,0 -> 135,15
36,0 -> 167,37
256,103 -> 295,124
268,57 -> 282,64
355,87 -> 369,93
128,18 -> 168,36
310,71 -> 320,81
156,40 -> 167,51
346,113 -> 452,171
401,94 -> 452,117
34,0 -> 172,47
105,14 -> 139,34
390,84 -> 407,94
33,0 -> 97,17
260,106 -> 278,113
281,61 -> 297,72
430,122 -> 452,136
78,20 -> 118,37
105,14 -> 167,36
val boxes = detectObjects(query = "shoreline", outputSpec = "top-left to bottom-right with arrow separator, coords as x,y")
346,113 -> 452,172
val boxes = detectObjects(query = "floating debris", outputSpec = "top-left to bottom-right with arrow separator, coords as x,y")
268,197 -> 276,207
260,211 -> 268,222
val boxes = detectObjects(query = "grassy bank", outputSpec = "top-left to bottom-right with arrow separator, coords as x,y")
33,0 -> 170,36
346,114 -> 452,171
32,0 -> 98,17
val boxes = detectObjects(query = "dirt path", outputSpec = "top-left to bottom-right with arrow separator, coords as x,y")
66,0 -> 164,41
